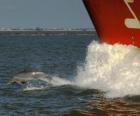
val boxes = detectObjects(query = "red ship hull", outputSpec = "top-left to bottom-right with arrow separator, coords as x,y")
83,0 -> 140,48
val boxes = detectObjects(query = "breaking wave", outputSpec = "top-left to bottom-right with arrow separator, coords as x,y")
75,41 -> 140,98
23,41 -> 140,98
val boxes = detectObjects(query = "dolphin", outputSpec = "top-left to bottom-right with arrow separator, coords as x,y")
8,70 -> 48,85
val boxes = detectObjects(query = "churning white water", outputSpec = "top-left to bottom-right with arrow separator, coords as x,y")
75,41 -> 140,98
23,41 -> 140,98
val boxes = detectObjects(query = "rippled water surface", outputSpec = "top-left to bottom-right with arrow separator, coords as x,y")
0,34 -> 139,116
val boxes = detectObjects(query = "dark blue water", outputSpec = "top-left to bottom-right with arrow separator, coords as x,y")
0,34 -> 95,116
0,34 -> 139,116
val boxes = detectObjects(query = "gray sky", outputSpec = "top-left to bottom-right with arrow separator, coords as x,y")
0,0 -> 93,28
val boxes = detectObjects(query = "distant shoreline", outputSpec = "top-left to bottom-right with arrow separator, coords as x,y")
0,30 -> 95,36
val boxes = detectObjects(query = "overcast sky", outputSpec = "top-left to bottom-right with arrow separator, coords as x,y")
0,0 -> 93,28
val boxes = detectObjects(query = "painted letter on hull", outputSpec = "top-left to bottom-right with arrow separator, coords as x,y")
83,0 -> 140,48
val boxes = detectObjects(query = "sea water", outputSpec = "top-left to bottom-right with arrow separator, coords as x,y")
0,34 -> 139,116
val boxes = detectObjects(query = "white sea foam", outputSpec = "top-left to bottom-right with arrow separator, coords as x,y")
23,86 -> 46,91
23,41 -> 140,98
75,41 -> 140,98
38,76 -> 73,86
23,76 -> 73,91
48,76 -> 73,86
